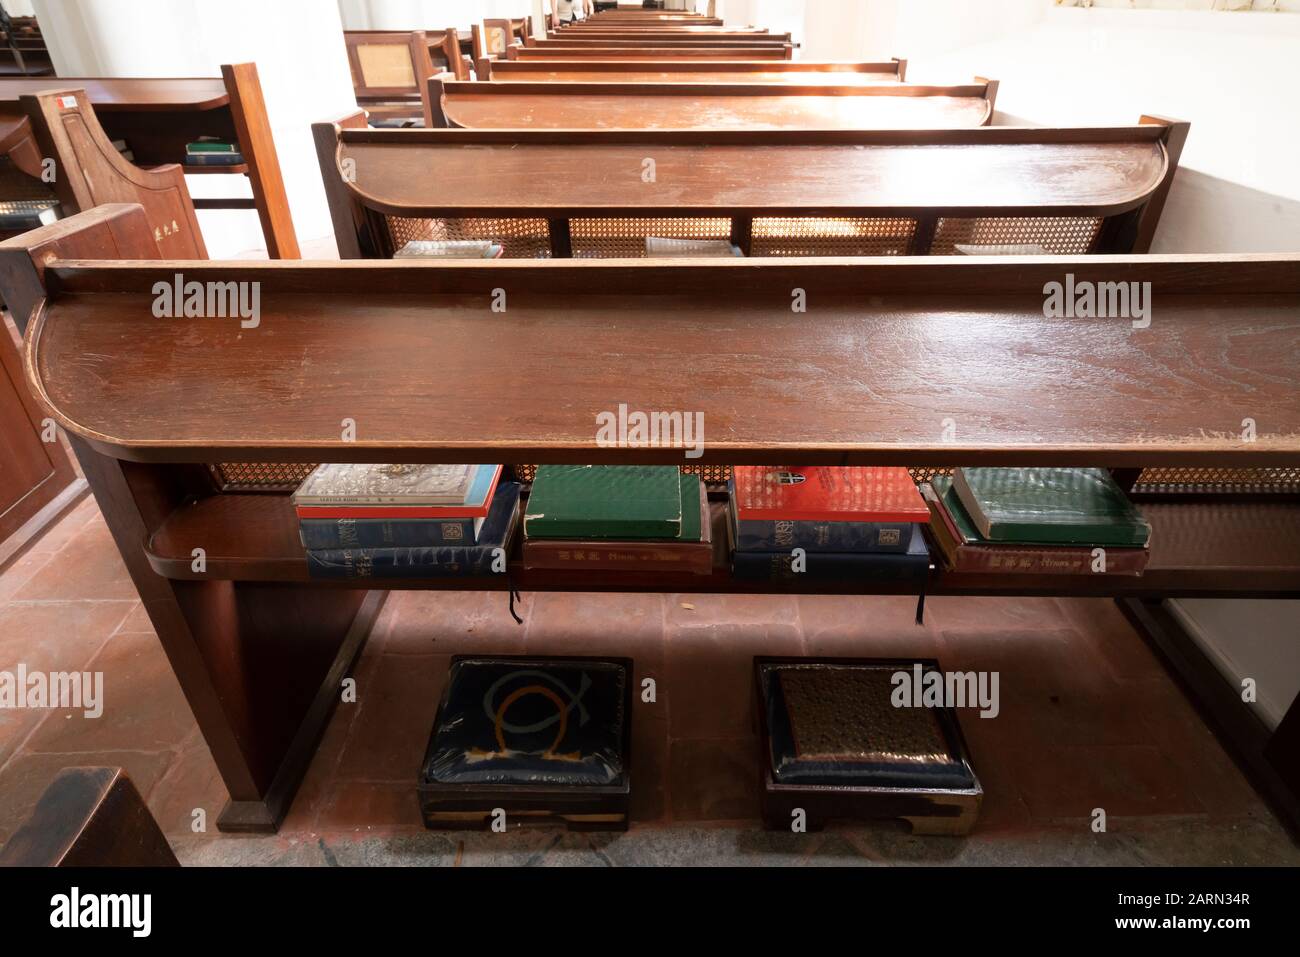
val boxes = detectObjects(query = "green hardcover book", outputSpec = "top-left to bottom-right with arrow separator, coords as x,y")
678,472 -> 703,543
524,465 -> 683,540
951,467 -> 1150,547
185,139 -> 239,154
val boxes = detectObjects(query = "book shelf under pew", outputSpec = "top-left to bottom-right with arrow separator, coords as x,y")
2,203 -> 1297,834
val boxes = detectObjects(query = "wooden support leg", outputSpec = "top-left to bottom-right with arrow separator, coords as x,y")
1119,597 -> 1300,841
68,437 -> 385,833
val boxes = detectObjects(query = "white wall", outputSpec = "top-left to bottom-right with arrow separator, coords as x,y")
812,1 -> 1300,253
336,0 -> 528,30
33,0 -> 359,256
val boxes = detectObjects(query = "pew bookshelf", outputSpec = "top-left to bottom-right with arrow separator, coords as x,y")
2,203 -> 1297,833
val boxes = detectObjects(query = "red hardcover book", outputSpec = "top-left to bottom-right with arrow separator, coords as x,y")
732,466 -> 928,523
294,466 -> 503,520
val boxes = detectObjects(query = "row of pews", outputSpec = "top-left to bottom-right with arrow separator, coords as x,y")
0,3 -> 1295,839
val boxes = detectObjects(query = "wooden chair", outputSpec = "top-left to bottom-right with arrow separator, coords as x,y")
426,75 -> 999,130
314,117 -> 1187,261
2,201 -> 1299,833
343,30 -> 437,127
0,64 -> 299,258
0,768 -> 178,867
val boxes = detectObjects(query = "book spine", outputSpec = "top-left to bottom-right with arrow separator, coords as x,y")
982,520 -> 1151,548
524,519 -> 680,541
295,505 -> 488,520
306,545 -> 503,581
298,517 -> 477,549
184,153 -> 245,166
523,542 -> 712,576
731,550 -> 930,583
735,519 -> 912,553
947,545 -> 1149,576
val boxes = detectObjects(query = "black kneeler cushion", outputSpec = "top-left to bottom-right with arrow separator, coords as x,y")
760,661 -> 975,791
423,658 -> 628,787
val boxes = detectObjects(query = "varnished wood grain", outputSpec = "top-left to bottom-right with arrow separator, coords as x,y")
513,47 -> 790,60
23,256 -> 1300,466
487,61 -> 902,83
0,76 -> 229,110
332,128 -> 1167,217
436,80 -> 994,130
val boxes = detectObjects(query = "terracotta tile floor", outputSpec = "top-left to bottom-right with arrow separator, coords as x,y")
1,496 -> 1297,866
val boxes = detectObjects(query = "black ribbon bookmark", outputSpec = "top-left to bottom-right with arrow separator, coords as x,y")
915,579 -> 927,626
506,574 -> 523,625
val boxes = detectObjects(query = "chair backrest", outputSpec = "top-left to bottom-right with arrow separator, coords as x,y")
345,31 -> 435,101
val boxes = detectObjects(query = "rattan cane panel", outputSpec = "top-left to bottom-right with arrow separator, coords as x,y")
383,215 -> 552,258
0,157 -> 56,201
751,217 -> 916,257
930,216 -> 1102,255
1133,467 -> 1300,495
570,217 -> 732,259
210,463 -> 318,492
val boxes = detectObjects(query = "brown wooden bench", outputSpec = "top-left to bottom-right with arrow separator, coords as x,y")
479,57 -> 907,83
2,201 -> 1298,831
427,76 -> 999,130
313,118 -> 1187,261
511,44 -> 792,61
0,65 -> 299,257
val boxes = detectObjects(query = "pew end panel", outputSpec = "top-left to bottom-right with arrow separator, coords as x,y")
20,89 -> 204,258
0,207 -> 385,835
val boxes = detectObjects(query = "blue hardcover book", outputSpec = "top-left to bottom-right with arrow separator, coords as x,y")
731,522 -> 932,583
298,515 -> 482,549
728,482 -> 912,553
306,484 -> 520,580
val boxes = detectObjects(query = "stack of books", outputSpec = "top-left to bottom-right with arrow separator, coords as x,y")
727,466 -> 932,582
922,467 -> 1151,576
293,464 -> 517,579
184,137 -> 244,167
521,465 -> 712,576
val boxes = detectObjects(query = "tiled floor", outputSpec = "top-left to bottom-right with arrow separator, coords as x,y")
1,496 -> 1296,866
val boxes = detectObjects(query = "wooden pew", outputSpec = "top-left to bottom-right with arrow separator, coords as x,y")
0,65 -> 299,258
525,38 -> 795,55
480,57 -> 907,83
511,45 -> 792,60
0,767 -> 178,867
313,118 -> 1187,260
2,202 -> 1299,831
427,76 -> 999,130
